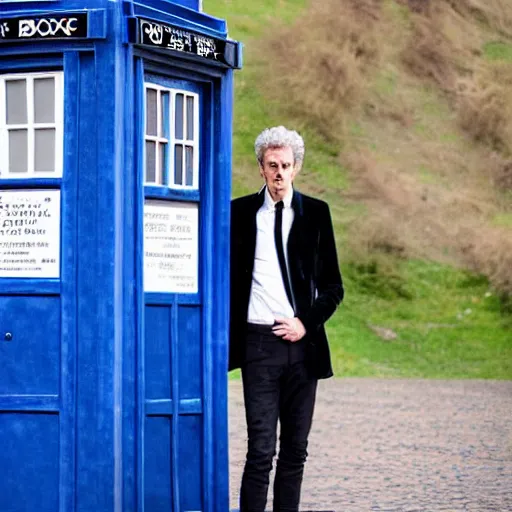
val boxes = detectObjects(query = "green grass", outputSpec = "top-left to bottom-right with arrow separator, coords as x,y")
418,165 -> 438,185
207,0 -> 307,40
483,41 -> 512,62
492,212 -> 512,227
383,0 -> 411,27
206,0 -> 512,380
374,69 -> 399,97
328,260 -> 512,379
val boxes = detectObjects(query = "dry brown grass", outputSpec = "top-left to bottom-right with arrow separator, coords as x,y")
254,0 -> 512,297
464,227 -> 512,295
447,0 -> 512,38
344,150 -> 491,259
456,63 -> 512,156
344,149 -> 512,295
400,0 -> 512,158
346,1 -> 512,296
258,0 -> 381,141
401,0 -> 482,89
402,13 -> 458,90
490,157 -> 512,192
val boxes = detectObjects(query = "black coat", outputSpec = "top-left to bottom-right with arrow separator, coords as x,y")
229,188 -> 344,379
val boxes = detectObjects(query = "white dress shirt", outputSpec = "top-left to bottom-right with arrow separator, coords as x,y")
247,187 -> 295,324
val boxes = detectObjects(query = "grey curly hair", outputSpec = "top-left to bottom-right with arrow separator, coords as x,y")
254,126 -> 305,169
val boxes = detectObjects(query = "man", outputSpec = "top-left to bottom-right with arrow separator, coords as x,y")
230,126 -> 344,512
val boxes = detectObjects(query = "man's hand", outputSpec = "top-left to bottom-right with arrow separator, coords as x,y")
272,317 -> 306,342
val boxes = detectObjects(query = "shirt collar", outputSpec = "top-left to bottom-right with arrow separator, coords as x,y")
263,186 -> 294,211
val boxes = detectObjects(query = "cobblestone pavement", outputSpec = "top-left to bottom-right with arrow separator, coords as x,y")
228,378 -> 512,512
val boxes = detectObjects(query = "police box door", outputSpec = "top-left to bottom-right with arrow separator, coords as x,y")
138,72 -> 209,512
0,69 -> 76,512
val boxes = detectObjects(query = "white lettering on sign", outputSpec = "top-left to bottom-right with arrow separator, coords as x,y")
0,190 -> 60,278
141,19 -> 163,45
0,22 -> 9,38
194,35 -> 216,58
138,18 -> 221,61
18,17 -> 79,38
144,201 -> 198,294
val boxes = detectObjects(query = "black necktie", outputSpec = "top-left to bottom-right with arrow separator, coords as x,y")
274,201 -> 295,312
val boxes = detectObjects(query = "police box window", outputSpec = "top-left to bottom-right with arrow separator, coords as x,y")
144,84 -> 199,189
0,72 -> 63,178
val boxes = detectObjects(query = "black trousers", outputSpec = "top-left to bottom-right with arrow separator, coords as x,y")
240,324 -> 318,512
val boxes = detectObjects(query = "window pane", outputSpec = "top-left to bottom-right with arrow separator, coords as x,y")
159,143 -> 167,185
175,93 -> 184,140
185,146 -> 194,187
34,129 -> 55,173
186,96 -> 194,141
34,78 -> 55,124
8,129 -> 28,173
161,91 -> 170,138
174,144 -> 183,185
146,88 -> 158,137
6,80 -> 27,125
145,141 -> 156,183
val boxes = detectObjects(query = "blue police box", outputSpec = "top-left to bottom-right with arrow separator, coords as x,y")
0,0 -> 241,511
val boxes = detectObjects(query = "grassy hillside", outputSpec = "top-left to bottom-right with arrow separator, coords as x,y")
204,0 -> 512,379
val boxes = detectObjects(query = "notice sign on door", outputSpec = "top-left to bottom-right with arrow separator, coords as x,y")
0,190 -> 61,278
144,200 -> 198,293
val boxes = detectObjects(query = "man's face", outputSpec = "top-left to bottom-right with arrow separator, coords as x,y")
259,146 -> 298,202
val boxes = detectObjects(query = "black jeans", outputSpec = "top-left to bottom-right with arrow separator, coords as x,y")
240,324 -> 318,512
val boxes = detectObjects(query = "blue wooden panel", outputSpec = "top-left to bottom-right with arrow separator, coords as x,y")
0,296 -> 60,395
74,49 -> 116,512
145,292 -> 200,305
145,305 -> 172,400
144,185 -> 200,202
0,178 -> 62,189
0,395 -> 59,411
207,67 -> 234,512
178,305 -> 201,400
145,416 -> 173,512
60,51 -> 80,512
179,415 -> 202,512
146,398 -> 173,416
0,280 -> 59,294
0,413 -> 59,512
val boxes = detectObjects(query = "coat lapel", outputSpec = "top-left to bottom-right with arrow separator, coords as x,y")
288,189 -> 305,280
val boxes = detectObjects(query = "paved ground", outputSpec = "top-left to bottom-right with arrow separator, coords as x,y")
228,378 -> 512,512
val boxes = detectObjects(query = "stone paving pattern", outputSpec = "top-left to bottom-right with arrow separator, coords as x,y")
228,378 -> 512,511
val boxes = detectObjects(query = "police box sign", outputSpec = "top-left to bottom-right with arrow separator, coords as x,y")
0,13 -> 88,42
129,17 -> 240,68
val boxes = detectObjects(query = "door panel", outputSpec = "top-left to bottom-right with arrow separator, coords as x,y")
145,305 -> 172,400
141,74 -> 205,511
0,413 -> 59,512
178,305 -> 202,400
144,416 -> 173,512
178,414 -> 202,512
0,296 -> 60,395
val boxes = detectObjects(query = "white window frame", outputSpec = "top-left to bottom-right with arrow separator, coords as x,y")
144,83 -> 199,190
144,83 -> 169,186
169,89 -> 199,189
0,71 -> 64,178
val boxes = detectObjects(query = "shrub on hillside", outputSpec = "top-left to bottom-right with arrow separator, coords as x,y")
258,0 -> 381,141
447,0 -> 512,38
346,257 -> 413,300
400,1 -> 512,155
456,63 -> 512,155
400,0 -> 482,89
464,228 -> 512,297
493,160 -> 512,192
401,11 -> 458,90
